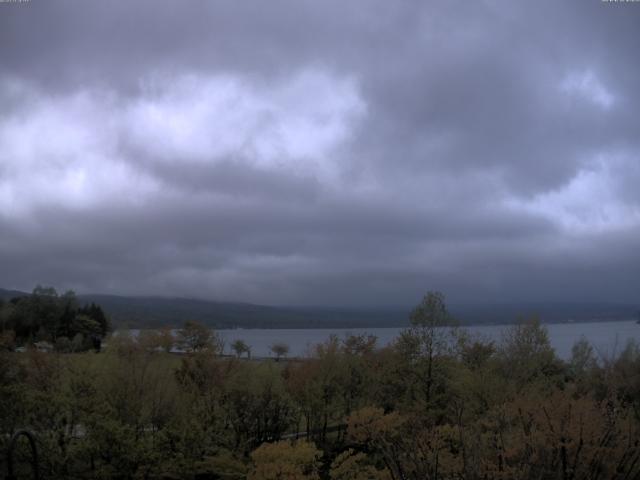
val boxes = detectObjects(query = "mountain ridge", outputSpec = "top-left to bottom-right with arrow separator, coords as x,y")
2,287 -> 638,329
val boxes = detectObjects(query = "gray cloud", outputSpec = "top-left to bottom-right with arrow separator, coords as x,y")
1,0 -> 639,306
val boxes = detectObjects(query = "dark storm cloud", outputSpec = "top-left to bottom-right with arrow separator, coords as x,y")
1,0 -> 639,306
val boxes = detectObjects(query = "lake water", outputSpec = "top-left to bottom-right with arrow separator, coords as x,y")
216,320 -> 640,360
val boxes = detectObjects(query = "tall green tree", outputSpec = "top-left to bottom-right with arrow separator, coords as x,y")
396,291 -> 458,406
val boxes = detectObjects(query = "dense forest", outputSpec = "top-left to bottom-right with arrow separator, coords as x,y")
0,286 -> 111,352
2,292 -> 640,479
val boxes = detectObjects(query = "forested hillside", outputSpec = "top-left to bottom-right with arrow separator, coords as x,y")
1,288 -> 636,329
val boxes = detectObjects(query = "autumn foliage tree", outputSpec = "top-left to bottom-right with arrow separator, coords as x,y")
248,440 -> 321,480
177,320 -> 222,353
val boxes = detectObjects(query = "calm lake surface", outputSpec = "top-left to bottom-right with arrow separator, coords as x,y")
216,320 -> 640,360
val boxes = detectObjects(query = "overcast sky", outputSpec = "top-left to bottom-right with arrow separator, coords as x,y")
1,1 -> 639,306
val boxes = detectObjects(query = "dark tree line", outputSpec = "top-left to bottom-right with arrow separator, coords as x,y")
0,285 -> 110,352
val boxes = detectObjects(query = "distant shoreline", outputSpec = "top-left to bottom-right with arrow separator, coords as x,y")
122,316 -> 638,331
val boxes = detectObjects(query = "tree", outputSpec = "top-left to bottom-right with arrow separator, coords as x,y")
330,449 -> 389,480
0,329 -> 15,351
498,317 -> 558,386
137,329 -> 163,353
248,440 -> 321,480
459,338 -> 495,371
569,336 -> 597,379
342,333 -> 377,356
78,302 -> 111,337
177,320 -> 221,353
0,298 -> 10,333
231,339 -> 251,358
71,332 -> 85,352
33,285 -> 58,297
396,291 -> 458,404
157,327 -> 174,353
270,342 -> 289,361
72,314 -> 102,337
409,291 -> 456,329
3,287 -> 110,350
